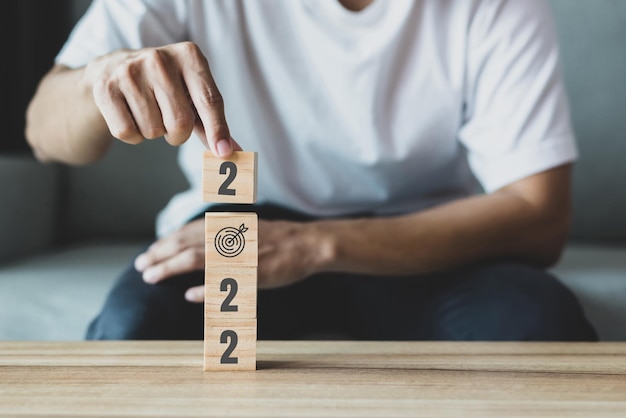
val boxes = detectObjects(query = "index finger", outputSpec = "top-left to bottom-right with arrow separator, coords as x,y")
179,46 -> 233,158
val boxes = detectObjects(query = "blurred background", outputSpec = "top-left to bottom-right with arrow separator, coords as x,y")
2,1 -> 88,154
0,0 -> 186,257
0,0 -> 625,341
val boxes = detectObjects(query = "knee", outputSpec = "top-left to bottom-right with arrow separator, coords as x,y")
87,308 -> 148,340
86,266 -> 203,340
431,263 -> 597,341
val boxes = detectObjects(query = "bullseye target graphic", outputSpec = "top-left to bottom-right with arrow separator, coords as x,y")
214,224 -> 249,258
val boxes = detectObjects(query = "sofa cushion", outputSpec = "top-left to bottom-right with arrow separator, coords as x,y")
63,140 -> 188,242
0,156 -> 58,262
551,244 -> 626,341
0,242 -> 145,340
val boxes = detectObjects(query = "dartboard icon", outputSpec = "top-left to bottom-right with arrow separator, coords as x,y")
214,224 -> 248,258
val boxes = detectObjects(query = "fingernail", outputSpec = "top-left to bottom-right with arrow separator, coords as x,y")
143,268 -> 158,283
134,254 -> 149,272
216,139 -> 232,157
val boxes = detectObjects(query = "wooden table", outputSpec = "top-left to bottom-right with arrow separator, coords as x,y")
1,341 -> 625,417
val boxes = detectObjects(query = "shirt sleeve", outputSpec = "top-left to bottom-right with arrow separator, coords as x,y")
55,0 -> 188,68
458,0 -> 577,193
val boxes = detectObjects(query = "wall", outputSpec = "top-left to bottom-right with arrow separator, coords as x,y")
71,0 -> 92,22
551,0 -> 626,243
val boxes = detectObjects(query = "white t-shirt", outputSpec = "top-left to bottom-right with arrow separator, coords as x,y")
57,0 -> 577,238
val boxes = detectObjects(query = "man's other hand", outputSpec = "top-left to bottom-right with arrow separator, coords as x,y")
134,219 -> 335,303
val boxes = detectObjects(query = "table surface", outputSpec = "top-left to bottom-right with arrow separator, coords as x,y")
1,341 -> 625,417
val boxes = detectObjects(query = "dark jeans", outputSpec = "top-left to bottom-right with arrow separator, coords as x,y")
87,205 -> 598,341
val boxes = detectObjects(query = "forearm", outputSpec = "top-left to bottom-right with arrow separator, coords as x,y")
316,170 -> 571,276
26,65 -> 112,165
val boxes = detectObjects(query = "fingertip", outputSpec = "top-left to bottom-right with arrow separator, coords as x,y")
134,254 -> 149,272
185,288 -> 203,303
142,268 -> 158,284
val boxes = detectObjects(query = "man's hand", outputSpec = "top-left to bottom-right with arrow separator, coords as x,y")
27,42 -> 241,164
134,165 -> 571,303
257,220 -> 334,289
134,219 -> 206,301
84,42 -> 240,156
135,219 -> 335,303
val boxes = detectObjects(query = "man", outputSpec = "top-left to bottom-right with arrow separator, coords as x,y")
26,0 -> 596,341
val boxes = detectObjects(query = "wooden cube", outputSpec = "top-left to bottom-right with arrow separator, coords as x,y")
205,213 -> 258,267
202,151 -> 257,204
204,318 -> 257,371
205,266 -> 257,319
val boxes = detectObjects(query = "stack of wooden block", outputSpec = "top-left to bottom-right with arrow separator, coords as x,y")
202,151 -> 258,371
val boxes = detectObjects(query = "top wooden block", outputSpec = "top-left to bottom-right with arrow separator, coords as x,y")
203,151 -> 258,204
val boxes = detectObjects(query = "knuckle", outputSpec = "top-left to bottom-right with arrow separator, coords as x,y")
188,249 -> 204,266
165,112 -> 195,137
144,48 -> 165,67
92,79 -> 117,104
179,41 -> 202,58
92,78 -> 107,97
171,235 -> 186,252
118,61 -> 141,82
174,112 -> 196,132
144,49 -> 173,79
197,88 -> 224,109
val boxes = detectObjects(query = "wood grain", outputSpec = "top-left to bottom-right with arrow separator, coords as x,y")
205,212 -> 258,372
205,266 -> 257,319
204,319 -> 257,371
205,212 -> 258,267
1,341 -> 625,417
202,151 -> 257,204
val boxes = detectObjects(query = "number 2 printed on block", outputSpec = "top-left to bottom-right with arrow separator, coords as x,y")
204,319 -> 256,371
203,152 -> 257,371
202,151 -> 257,204
220,330 -> 238,364
218,162 -> 237,196
220,278 -> 238,312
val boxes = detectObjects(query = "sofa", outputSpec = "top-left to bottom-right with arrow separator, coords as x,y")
1,0 -> 625,341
